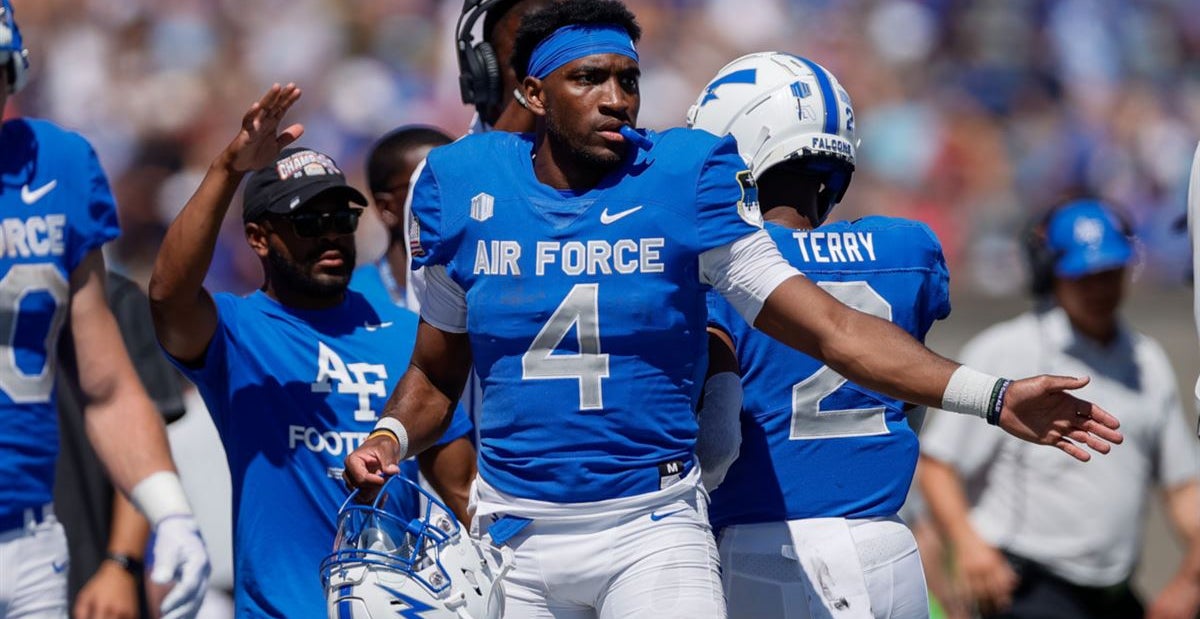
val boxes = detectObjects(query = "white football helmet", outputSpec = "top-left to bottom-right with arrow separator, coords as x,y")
688,52 -> 857,224
321,475 -> 508,619
0,0 -> 29,94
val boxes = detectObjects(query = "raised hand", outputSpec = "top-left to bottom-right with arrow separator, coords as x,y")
223,83 -> 304,174
998,375 -> 1124,462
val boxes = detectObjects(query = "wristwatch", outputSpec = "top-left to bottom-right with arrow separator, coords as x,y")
104,551 -> 144,576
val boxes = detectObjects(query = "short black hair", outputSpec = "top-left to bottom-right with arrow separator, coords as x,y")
483,0 -> 523,45
510,0 -> 642,81
365,125 -> 452,194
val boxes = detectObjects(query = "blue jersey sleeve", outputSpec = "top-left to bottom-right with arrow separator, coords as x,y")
409,158 -> 456,270
919,222 -> 952,324
66,136 -> 120,273
694,135 -> 763,253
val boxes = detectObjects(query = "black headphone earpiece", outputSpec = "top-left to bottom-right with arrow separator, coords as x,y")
456,0 -> 507,118
1,0 -> 30,95
1023,197 -> 1135,297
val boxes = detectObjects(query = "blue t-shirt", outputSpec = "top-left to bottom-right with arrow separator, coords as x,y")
0,118 -> 120,519
350,259 -> 408,310
171,290 -> 471,618
410,129 -> 761,503
708,217 -> 950,529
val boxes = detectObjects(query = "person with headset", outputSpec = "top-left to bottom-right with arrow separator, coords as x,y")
918,198 -> 1200,619
0,2 -> 210,617
457,0 -> 553,133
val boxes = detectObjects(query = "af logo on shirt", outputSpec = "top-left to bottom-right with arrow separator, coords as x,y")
310,341 -> 387,421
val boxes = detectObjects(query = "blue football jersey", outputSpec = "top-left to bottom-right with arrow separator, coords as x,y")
411,129 -> 761,503
0,119 -> 120,519
171,290 -> 471,619
708,217 -> 950,529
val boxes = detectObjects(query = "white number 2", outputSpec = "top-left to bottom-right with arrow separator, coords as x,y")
790,281 -> 892,440
521,283 -> 610,410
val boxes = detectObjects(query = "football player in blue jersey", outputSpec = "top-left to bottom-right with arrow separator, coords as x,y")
0,2 -> 209,617
343,1 -> 1123,615
689,52 -> 950,618
147,84 -> 476,619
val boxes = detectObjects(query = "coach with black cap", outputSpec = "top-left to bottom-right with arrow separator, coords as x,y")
147,84 -> 477,619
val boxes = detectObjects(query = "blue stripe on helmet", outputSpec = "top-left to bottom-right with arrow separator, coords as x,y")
793,56 -> 838,135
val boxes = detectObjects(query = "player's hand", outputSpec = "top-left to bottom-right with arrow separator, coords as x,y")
954,534 -> 1017,615
998,375 -> 1123,462
1147,573 -> 1200,619
147,515 -> 210,619
343,434 -> 403,503
221,83 -> 304,174
74,560 -> 139,619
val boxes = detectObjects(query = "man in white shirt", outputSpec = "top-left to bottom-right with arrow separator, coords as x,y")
919,198 -> 1200,619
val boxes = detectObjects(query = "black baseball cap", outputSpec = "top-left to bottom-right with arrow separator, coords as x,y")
242,147 -> 368,222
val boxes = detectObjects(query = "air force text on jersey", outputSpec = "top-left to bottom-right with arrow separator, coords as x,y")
0,214 -> 67,258
473,237 -> 666,276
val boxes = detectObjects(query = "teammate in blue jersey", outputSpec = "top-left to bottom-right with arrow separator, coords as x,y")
0,3 -> 209,617
147,85 -> 476,619
344,1 -> 1123,615
689,52 -> 950,618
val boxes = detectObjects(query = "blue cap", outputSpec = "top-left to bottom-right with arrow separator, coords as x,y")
1045,200 -> 1133,278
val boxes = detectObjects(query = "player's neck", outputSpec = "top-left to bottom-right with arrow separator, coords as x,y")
532,134 -> 613,191
763,207 -> 815,231
1066,313 -> 1119,346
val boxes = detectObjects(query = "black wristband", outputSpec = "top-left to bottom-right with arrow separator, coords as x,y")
987,379 -> 1013,426
104,551 -> 144,576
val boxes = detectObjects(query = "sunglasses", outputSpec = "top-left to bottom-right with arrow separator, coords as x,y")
281,210 -> 362,238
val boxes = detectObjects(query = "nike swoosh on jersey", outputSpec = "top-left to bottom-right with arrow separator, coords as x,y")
52,559 -> 68,573
21,180 -> 58,205
649,508 -> 686,522
364,321 -> 394,332
600,205 -> 644,224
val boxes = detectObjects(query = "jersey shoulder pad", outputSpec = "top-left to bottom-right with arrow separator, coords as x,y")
844,215 -> 946,270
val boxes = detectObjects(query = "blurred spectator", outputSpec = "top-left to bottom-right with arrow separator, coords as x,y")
7,0 -> 1197,295
918,199 -> 1200,618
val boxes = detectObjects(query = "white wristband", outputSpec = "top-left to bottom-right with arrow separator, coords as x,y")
373,416 -> 410,461
942,366 -> 1005,421
130,471 -> 193,526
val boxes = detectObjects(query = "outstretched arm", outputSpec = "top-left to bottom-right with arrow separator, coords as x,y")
344,321 -> 473,501
754,273 -> 1122,461
149,83 -> 303,364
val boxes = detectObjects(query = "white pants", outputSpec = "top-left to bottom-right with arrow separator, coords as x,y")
473,470 -> 725,619
719,516 -> 928,619
0,506 -> 68,619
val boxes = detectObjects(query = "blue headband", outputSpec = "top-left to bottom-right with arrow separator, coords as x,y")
527,23 -> 638,80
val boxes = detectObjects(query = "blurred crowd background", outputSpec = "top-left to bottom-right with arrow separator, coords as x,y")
5,0 -> 1200,296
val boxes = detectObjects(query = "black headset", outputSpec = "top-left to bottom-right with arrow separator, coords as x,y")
1023,197 -> 1134,297
456,0 -> 509,118
1,0 -> 30,95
